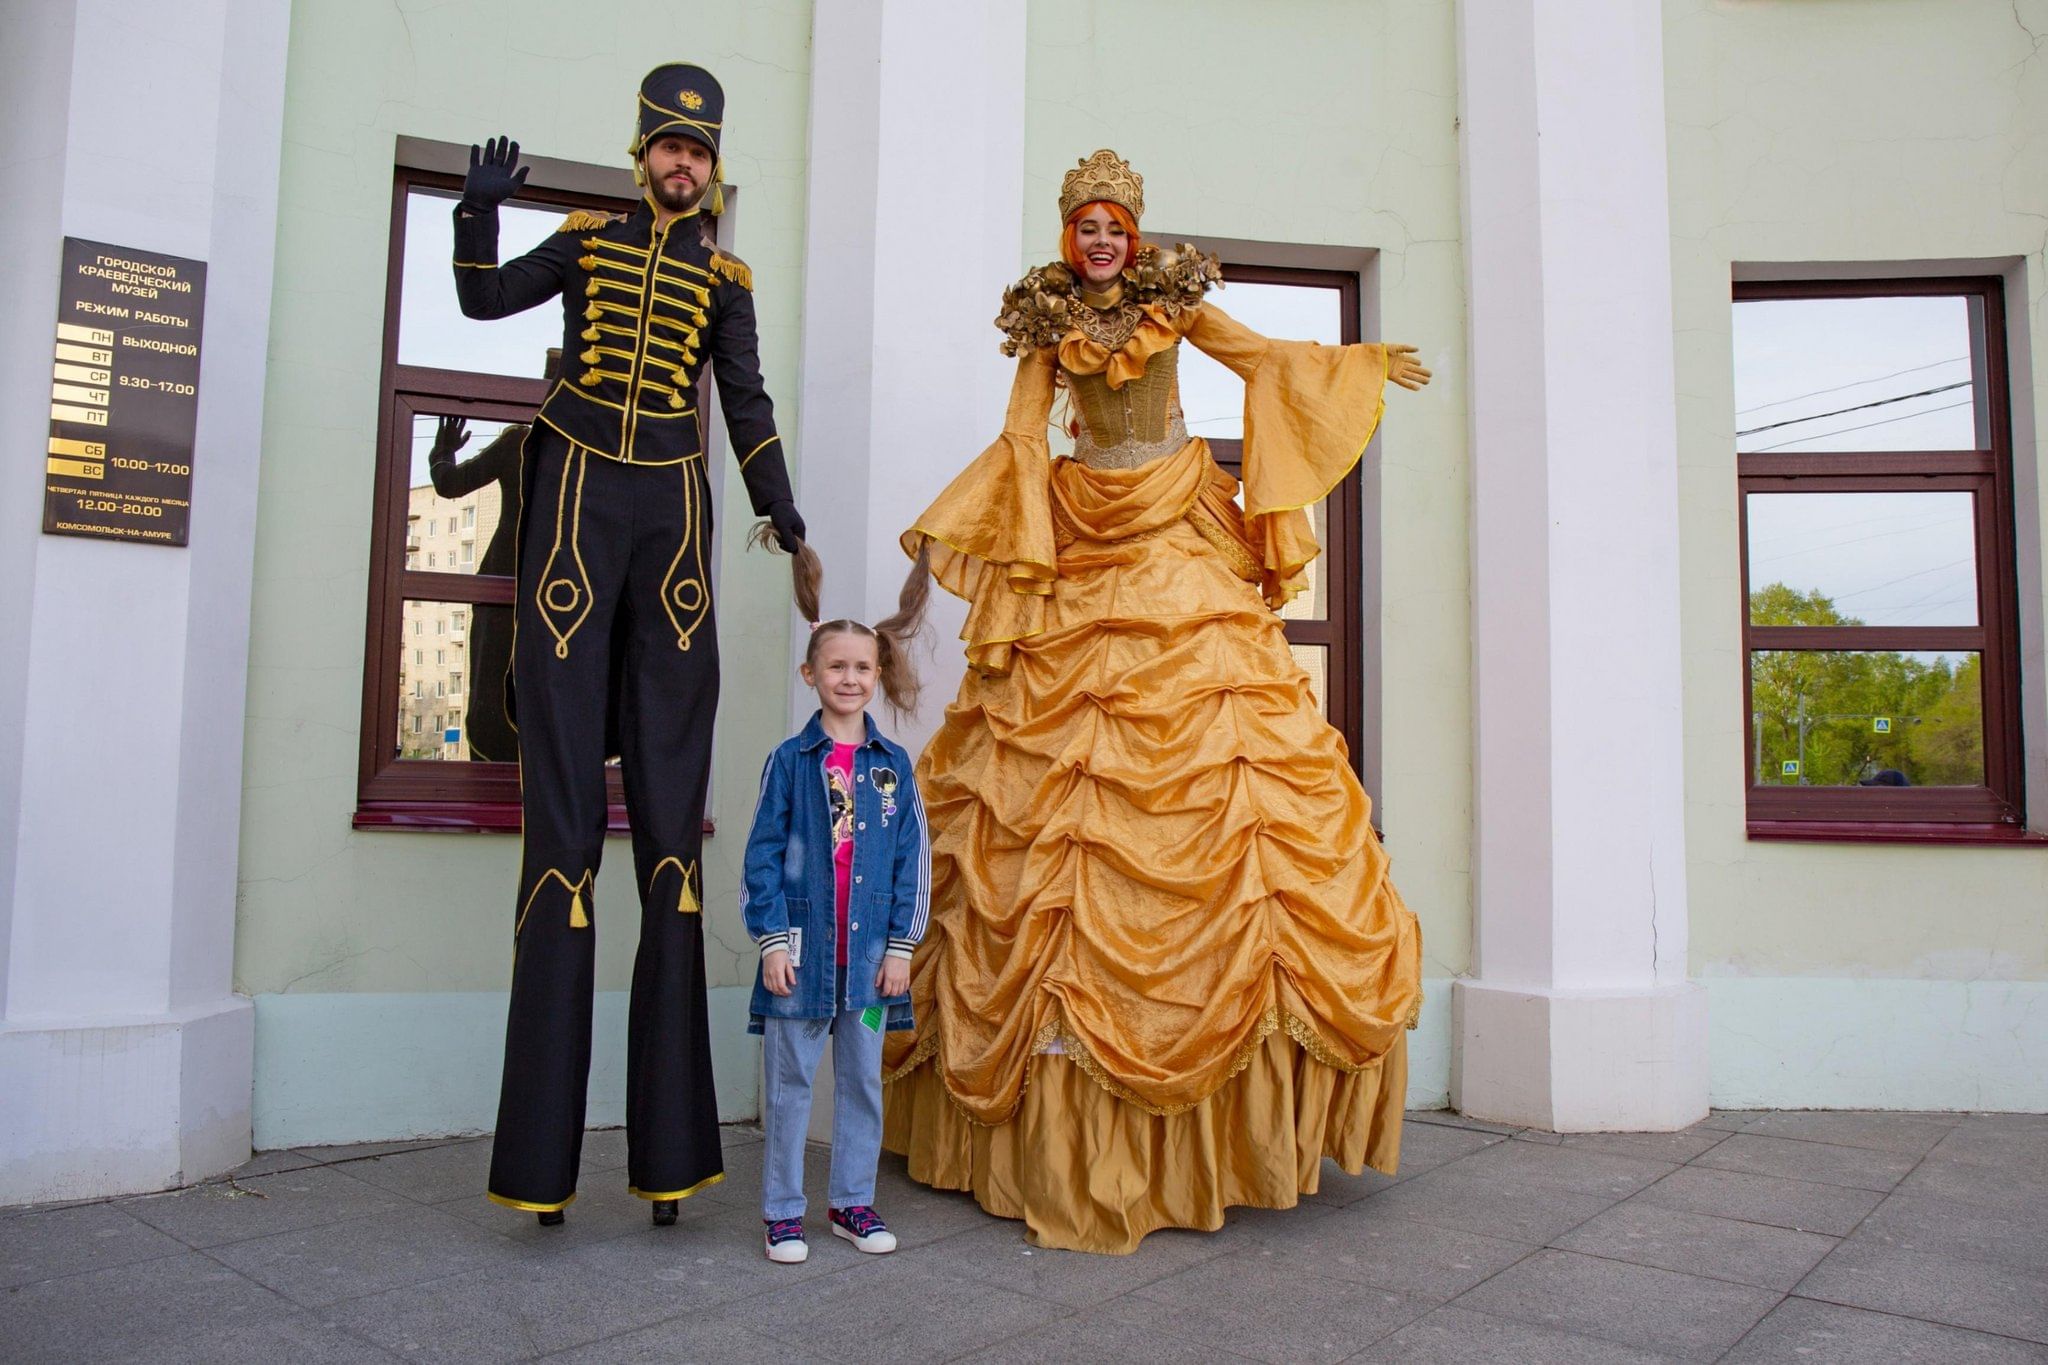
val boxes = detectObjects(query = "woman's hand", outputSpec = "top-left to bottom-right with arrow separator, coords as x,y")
875,956 -> 910,998
1386,344 -> 1433,391
762,949 -> 795,996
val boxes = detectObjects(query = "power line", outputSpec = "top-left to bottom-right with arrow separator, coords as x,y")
1737,355 -> 1968,416
1751,398 -> 1974,452
1737,381 -> 1972,438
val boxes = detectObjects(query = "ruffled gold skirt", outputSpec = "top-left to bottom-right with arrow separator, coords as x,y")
886,441 -> 1421,1254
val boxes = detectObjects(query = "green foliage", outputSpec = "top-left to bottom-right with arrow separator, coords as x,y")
1749,583 -> 1982,787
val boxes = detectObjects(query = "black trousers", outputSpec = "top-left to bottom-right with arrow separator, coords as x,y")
488,428 -> 725,1211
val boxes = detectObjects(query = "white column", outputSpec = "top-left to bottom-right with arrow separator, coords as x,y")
0,0 -> 290,1201
793,0 -> 1026,755
1453,0 -> 1705,1130
784,0 -> 1024,1139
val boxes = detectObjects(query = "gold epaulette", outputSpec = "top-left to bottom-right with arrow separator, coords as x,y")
556,210 -> 622,234
709,250 -> 752,291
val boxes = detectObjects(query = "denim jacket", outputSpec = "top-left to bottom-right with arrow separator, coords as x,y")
740,711 -> 929,1030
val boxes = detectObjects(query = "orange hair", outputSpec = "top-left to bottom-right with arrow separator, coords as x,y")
1060,200 -> 1141,276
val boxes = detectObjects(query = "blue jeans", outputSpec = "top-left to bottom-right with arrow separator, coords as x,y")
760,970 -> 885,1221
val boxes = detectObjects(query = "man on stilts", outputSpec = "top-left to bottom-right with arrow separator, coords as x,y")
453,63 -> 805,1226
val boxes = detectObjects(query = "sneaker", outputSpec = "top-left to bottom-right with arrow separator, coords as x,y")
829,1204 -> 897,1254
763,1216 -> 808,1264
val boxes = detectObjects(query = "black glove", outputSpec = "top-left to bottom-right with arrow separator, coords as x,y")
766,499 -> 806,553
461,137 -> 529,215
428,416 -> 471,467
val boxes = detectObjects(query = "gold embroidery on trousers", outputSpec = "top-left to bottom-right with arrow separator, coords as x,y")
516,867 -> 595,935
658,459 -> 711,651
647,856 -> 702,914
535,443 -> 594,658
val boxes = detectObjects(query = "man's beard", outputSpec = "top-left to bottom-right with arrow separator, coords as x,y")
648,173 -> 708,214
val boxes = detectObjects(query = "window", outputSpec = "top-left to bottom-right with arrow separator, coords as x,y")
435,649 -> 445,666
356,164 -> 639,831
1177,264 -> 1366,777
1736,278 -> 2025,835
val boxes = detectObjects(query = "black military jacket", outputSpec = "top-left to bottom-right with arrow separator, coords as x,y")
453,198 -> 794,514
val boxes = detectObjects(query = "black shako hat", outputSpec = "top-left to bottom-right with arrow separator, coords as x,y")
632,63 -> 724,160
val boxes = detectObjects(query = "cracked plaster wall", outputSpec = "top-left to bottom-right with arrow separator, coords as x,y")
1666,0 -> 2048,982
1026,0 -> 1473,982
236,0 -> 814,1012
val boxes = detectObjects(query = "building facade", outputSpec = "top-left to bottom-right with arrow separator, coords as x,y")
2,0 -> 2044,1202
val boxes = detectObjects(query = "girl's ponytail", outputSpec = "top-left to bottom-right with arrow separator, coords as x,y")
750,522 -> 931,717
747,519 -> 822,625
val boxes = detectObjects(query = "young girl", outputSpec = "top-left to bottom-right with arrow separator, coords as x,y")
740,528 -> 930,1264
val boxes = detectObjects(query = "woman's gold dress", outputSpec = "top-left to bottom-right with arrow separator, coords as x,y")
882,292 -> 1422,1254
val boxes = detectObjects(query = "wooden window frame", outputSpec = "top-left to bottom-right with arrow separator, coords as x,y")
1204,262 -> 1366,777
354,166 -> 638,833
1737,276 -> 2031,839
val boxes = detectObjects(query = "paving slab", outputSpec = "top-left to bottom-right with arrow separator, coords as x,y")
342,1137 -> 497,1204
204,1201 -> 533,1308
221,1148 -> 326,1180
1633,1164 -> 1884,1236
1263,1203 -> 1535,1300
1894,1152 -> 2048,1212
1403,1110 -> 1519,1136
1738,1109 -> 1958,1155
1556,1129 -> 1733,1163
132,1308 -> 404,1364
576,1127 -> 631,1175
1690,1132 -> 1918,1192
293,1138 -> 456,1164
933,1216 -> 1228,1306
1362,1167 -> 1619,1245
1122,1251 -> 1432,1364
1552,1199 -> 1838,1291
435,1176 -> 695,1251
317,1249 -> 695,1363
0,1199 -> 187,1289
748,1245 -> 1073,1361
543,1300 -> 837,1364
1451,1247 -> 1779,1362
117,1165 -> 408,1249
1694,1110 -> 1765,1133
0,1250 -> 296,1364
1723,1295 -> 2048,1363
1353,1304 -> 1691,1364
1451,1136 -> 1675,1199
1301,1158 -> 1399,1207
1852,1190 -> 2048,1275
1796,1237 -> 2048,1344
952,1306 -> 1241,1363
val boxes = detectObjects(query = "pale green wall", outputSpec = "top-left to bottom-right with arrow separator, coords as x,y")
239,0 -> 813,1023
1025,0 -> 1473,984
1665,0 -> 2048,981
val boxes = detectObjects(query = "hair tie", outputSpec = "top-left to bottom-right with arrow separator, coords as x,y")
807,620 -> 822,633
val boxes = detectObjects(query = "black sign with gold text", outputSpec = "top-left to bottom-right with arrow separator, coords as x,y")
42,238 -> 207,547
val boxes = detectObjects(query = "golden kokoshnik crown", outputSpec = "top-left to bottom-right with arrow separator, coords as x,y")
1059,148 -> 1144,224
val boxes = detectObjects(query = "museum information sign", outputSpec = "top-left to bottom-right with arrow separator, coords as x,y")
42,238 -> 207,547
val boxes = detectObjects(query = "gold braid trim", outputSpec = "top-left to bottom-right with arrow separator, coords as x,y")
556,210 -> 624,234
996,243 -> 1224,357
887,993 -> 1404,1123
709,250 -> 752,290
1185,505 -> 1263,584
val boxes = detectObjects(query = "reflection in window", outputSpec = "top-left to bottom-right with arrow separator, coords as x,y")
1747,491 -> 1977,628
1750,650 -> 1983,788
396,602 -> 515,762
408,414 -> 522,579
1734,294 -> 1986,453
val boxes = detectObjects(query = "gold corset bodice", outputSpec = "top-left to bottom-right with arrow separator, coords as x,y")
1066,344 -> 1188,470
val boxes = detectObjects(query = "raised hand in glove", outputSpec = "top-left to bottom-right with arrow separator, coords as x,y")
461,137 -> 529,215
766,499 -> 807,553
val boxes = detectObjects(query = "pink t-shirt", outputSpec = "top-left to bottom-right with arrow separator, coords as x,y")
825,743 -> 857,966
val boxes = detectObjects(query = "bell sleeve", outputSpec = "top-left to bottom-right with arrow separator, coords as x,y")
900,347 -> 1059,675
1182,303 -> 1389,607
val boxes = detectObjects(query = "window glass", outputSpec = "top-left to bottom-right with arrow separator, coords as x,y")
395,602 -> 515,762
1179,282 -> 1345,441
1290,643 -> 1329,719
1746,491 -> 1977,627
1749,650 -> 1983,787
398,189 -> 569,379
1734,295 -> 1984,453
405,413 -> 522,578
